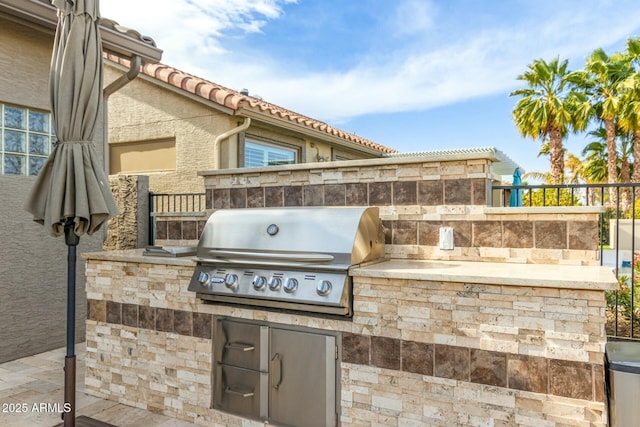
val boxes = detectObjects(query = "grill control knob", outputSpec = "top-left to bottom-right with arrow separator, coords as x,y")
284,278 -> 298,294
268,277 -> 282,291
224,274 -> 238,287
252,275 -> 267,291
224,275 -> 238,290
198,272 -> 210,286
317,280 -> 332,296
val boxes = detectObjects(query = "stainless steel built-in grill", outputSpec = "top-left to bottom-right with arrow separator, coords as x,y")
188,206 -> 385,316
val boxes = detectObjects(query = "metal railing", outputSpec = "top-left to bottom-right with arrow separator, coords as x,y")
148,192 -> 206,245
493,182 -> 640,339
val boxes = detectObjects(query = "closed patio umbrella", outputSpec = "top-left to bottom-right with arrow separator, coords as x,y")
509,167 -> 523,207
24,0 -> 117,426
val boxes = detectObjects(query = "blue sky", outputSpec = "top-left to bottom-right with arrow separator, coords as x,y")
101,0 -> 640,176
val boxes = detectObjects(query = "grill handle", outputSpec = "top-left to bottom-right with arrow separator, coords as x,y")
224,387 -> 254,398
224,342 -> 255,352
271,353 -> 282,390
202,250 -> 335,263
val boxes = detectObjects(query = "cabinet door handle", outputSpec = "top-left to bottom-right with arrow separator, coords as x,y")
224,387 -> 254,398
224,342 -> 255,352
271,353 -> 282,389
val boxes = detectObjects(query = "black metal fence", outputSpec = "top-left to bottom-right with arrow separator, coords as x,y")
493,182 -> 640,339
148,192 -> 206,245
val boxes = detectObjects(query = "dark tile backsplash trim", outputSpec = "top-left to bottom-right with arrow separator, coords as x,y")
88,299 -> 603,403
342,332 -> 603,403
157,218 -> 598,251
89,299 -> 212,339
207,179 -> 487,209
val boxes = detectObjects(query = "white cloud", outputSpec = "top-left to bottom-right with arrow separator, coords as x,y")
390,0 -> 437,37
101,0 -> 294,56
100,0 -> 640,123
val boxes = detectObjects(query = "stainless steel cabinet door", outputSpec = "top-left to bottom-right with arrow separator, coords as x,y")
215,364 -> 268,419
269,328 -> 337,427
216,318 -> 269,372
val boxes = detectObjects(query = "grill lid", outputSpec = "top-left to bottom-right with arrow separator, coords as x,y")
196,206 -> 384,268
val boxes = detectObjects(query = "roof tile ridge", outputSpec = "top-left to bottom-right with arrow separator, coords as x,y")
139,61 -> 246,109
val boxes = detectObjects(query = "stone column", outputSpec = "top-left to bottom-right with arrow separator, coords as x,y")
105,175 -> 149,250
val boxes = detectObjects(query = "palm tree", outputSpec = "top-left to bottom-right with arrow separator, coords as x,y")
511,57 -> 589,184
618,38 -> 640,189
569,48 -> 632,204
521,150 -> 589,206
582,138 -> 608,184
582,126 -> 634,210
565,152 -> 586,184
536,142 -> 587,184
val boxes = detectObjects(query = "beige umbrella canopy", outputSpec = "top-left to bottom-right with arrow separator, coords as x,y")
25,0 -> 117,237
24,1 -> 117,426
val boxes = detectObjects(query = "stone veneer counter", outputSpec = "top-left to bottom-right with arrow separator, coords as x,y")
83,251 -> 616,289
82,250 -> 617,426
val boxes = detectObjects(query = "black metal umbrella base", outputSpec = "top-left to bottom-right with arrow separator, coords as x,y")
55,416 -> 117,427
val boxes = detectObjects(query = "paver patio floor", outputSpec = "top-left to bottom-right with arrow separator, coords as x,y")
0,345 -> 199,427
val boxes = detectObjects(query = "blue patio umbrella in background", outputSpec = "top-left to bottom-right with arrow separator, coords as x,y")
509,167 -> 523,207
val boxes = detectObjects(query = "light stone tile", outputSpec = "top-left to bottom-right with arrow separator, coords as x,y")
545,346 -> 589,362
479,338 -> 518,353
514,414 -> 556,427
349,369 -> 380,385
371,395 -> 403,413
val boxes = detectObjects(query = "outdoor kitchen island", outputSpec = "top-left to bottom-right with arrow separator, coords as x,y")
82,250 -> 616,427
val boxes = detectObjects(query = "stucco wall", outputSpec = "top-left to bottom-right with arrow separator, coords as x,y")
0,18 -> 105,363
0,18 -> 51,109
105,64 -> 234,194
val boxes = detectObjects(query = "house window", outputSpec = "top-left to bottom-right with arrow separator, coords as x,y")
0,103 -> 54,176
244,140 -> 296,167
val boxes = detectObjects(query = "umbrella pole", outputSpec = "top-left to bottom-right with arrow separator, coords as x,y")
63,221 -> 79,427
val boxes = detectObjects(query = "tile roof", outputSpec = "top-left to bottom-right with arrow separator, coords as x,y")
105,54 -> 395,154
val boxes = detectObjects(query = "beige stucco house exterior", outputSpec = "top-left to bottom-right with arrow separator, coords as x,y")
0,0 -> 161,363
105,57 -> 396,194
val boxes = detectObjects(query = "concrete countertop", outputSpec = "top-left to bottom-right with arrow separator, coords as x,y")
351,259 -> 618,290
82,249 -> 196,267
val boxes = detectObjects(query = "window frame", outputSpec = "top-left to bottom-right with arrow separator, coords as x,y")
240,135 -> 301,168
1,103 -> 55,176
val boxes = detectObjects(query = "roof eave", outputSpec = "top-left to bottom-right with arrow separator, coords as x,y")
100,25 -> 162,63
237,107 -> 389,157
0,0 -> 162,63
